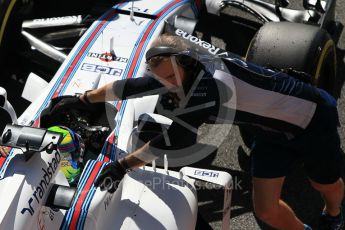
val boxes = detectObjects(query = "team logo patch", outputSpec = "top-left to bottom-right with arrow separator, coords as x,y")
87,52 -> 128,63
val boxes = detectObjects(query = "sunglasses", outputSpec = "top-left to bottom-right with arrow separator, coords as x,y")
146,55 -> 170,68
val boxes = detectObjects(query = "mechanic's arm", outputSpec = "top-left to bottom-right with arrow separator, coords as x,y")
119,141 -> 157,168
48,78 -> 164,119
80,82 -> 119,103
118,118 -> 195,170
80,77 -> 164,103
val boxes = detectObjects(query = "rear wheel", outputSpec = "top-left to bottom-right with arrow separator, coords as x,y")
241,22 -> 337,148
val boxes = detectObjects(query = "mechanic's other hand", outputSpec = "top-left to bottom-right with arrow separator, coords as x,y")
94,161 -> 126,193
0,146 -> 10,158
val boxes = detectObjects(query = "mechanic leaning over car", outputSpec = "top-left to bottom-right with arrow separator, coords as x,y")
12,34 -> 345,230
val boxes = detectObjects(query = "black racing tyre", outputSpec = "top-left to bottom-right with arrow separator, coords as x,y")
246,21 -> 337,94
240,22 -> 337,148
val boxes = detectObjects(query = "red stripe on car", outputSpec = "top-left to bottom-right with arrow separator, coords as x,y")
69,161 -> 103,230
126,0 -> 183,79
0,157 -> 5,169
52,9 -> 118,99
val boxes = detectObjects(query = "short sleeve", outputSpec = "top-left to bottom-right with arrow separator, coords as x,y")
112,77 -> 166,99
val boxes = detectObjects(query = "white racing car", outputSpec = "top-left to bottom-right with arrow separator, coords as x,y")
0,0 -> 342,229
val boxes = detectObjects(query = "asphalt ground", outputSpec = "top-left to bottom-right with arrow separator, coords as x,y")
2,1 -> 345,229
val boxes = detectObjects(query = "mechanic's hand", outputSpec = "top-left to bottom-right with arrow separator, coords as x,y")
94,161 -> 126,193
40,95 -> 104,128
0,146 -> 10,158
50,95 -> 91,114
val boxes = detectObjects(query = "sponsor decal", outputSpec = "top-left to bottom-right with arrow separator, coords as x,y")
80,63 -> 123,76
175,28 -> 229,57
194,170 -> 219,178
33,15 -> 82,23
47,208 -> 55,221
192,92 -> 207,97
87,52 -> 128,63
104,193 -> 114,211
21,151 -> 61,216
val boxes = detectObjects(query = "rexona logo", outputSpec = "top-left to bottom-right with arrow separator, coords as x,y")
21,151 -> 61,216
87,52 -> 128,63
81,63 -> 123,76
175,28 -> 230,57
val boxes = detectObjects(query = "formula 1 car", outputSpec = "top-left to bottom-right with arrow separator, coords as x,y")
0,1 -> 236,229
0,0 -> 342,229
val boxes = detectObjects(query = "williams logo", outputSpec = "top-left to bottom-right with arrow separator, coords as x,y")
21,151 -> 61,216
194,170 -> 219,178
87,52 -> 128,63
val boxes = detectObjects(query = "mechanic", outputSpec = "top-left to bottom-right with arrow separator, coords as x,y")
7,34 -> 344,230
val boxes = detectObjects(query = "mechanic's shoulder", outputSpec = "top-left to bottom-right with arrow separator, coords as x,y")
220,57 -> 248,69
